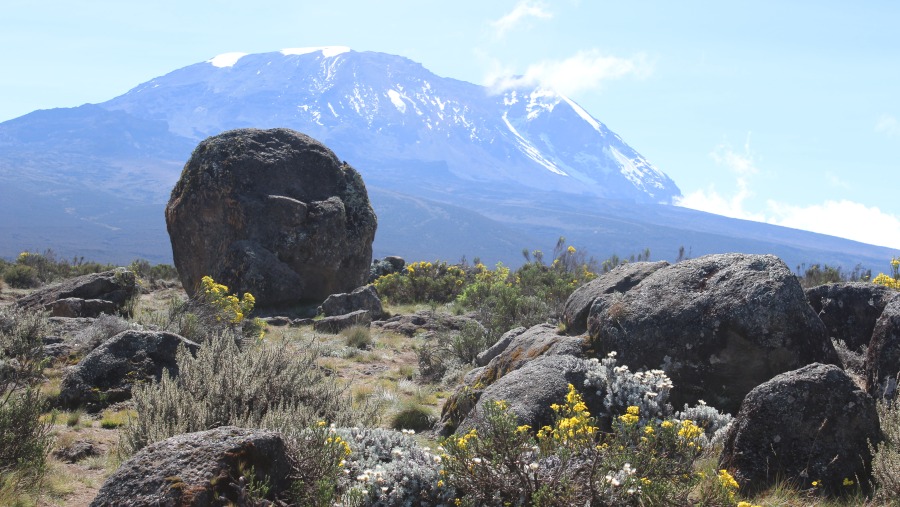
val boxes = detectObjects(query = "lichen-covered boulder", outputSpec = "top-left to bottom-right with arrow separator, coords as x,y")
91,427 -> 291,506
16,268 -> 137,317
719,363 -> 881,496
438,323 -> 587,435
372,310 -> 485,337
59,330 -> 199,410
320,285 -> 385,320
806,282 -> 895,351
563,261 -> 669,335
588,253 -> 839,413
445,355 -> 602,437
165,128 -> 377,308
865,294 -> 900,399
313,309 -> 372,334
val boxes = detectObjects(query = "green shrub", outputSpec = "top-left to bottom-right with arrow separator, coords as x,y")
128,258 -> 179,283
12,249 -> 115,285
373,261 -> 467,304
342,325 -> 372,350
0,307 -> 52,496
3,264 -> 39,288
390,402 -> 435,432
449,322 -> 492,365
120,336 -> 372,456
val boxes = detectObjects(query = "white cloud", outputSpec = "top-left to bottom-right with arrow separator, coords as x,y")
875,114 -> 900,138
485,50 -> 651,95
674,137 -> 764,221
675,138 -> 900,249
766,200 -> 900,249
491,1 -> 553,38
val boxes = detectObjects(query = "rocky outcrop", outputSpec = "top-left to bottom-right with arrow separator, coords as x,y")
865,294 -> 900,399
439,324 -> 587,435
369,256 -> 406,282
16,268 -> 137,318
165,128 -> 377,308
588,253 -> 839,414
313,309 -> 372,334
372,310 -> 485,337
320,285 -> 385,319
475,326 -> 527,367
440,355 -> 598,436
562,261 -> 669,335
91,427 -> 291,506
59,330 -> 199,410
719,363 -> 881,495
806,282 -> 895,351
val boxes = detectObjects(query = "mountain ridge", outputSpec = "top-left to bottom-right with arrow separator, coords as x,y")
0,47 -> 894,271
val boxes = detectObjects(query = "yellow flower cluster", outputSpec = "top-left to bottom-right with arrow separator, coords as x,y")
452,429 -> 478,451
717,469 -> 739,500
200,276 -> 256,324
618,405 -> 640,425
537,384 -> 597,445
872,257 -> 900,289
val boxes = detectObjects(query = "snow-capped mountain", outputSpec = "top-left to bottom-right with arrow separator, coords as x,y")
101,47 -> 680,203
0,47 -> 894,271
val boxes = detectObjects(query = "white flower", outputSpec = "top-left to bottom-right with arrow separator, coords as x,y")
611,478 -> 621,487
381,486 -> 389,492
433,455 -> 442,463
472,457 -> 482,464
528,462 -> 539,470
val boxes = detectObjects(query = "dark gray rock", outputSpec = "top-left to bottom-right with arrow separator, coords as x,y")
369,256 -> 406,282
372,310 -> 485,337
90,426 -> 291,507
806,282 -> 895,351
446,355 -> 602,437
865,294 -> 900,399
475,326 -> 527,367
320,285 -> 385,320
16,268 -> 137,318
563,261 -> 669,335
313,309 -> 371,334
439,324 -> 587,435
262,316 -> 292,326
719,363 -> 881,495
53,440 -> 99,463
588,253 -> 839,414
165,128 -> 377,308
59,330 -> 199,411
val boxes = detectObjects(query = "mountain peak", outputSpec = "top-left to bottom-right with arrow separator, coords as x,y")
279,46 -> 352,58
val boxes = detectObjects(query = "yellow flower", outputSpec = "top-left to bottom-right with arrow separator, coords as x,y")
843,477 -> 854,486
567,245 -> 576,254
626,406 -> 639,416
661,420 -> 673,429
644,425 -> 654,435
812,480 -> 820,487
516,425 -> 531,433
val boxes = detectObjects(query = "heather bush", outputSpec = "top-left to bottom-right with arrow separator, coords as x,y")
12,249 -> 115,285
127,258 -> 179,283
73,313 -> 136,356
373,261 -> 468,304
871,399 -> 900,501
0,307 -> 53,497
3,263 -> 39,288
439,384 -> 709,506
390,402 -> 435,432
337,427 -> 454,506
120,336 -> 371,456
138,275 -> 264,344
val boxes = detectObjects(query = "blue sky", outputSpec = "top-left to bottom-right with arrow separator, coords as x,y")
2,0 -> 899,250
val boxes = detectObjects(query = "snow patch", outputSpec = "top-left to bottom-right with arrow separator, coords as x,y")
560,95 -> 602,134
502,112 -> 567,176
207,52 -> 248,68
280,46 -> 351,57
387,90 -> 406,113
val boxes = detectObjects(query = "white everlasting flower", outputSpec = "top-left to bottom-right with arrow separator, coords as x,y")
472,457 -> 482,464
528,463 -> 539,470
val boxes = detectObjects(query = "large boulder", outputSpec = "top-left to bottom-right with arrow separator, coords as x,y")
806,282 -> 895,351
562,261 -> 669,335
91,427 -> 292,506
372,310 -> 485,337
59,330 -> 199,410
443,355 -> 602,437
16,268 -> 137,318
313,309 -> 372,334
166,128 -> 377,308
439,323 -> 587,435
588,253 -> 839,413
719,363 -> 881,495
320,285 -> 385,319
865,293 -> 900,399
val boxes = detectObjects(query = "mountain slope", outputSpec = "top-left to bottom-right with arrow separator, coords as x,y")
0,47 -> 894,271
